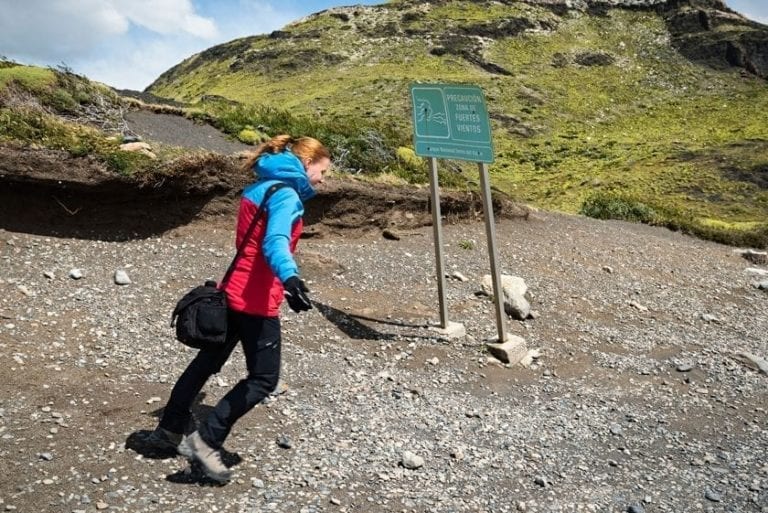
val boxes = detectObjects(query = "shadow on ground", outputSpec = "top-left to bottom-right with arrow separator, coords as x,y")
125,393 -> 242,467
0,180 -> 227,241
313,301 -> 451,342
313,301 -> 396,341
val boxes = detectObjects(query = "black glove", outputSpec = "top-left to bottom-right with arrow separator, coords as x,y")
284,276 -> 312,312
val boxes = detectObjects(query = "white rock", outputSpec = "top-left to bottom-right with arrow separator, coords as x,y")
449,271 -> 469,282
69,269 -> 83,280
736,352 -> 768,375
519,348 -> 542,368
401,450 -> 424,470
114,270 -> 131,285
481,274 -> 530,320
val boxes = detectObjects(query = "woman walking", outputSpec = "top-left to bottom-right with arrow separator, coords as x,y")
147,134 -> 330,482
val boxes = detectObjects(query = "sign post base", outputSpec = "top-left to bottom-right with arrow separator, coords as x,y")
430,321 -> 467,339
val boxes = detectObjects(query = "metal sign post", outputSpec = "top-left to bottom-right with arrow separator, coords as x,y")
477,163 -> 507,342
428,157 -> 449,329
410,83 -> 507,341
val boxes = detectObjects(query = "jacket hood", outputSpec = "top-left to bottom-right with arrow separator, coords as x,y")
254,150 -> 316,202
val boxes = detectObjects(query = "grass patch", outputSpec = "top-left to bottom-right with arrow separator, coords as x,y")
581,191 -> 768,248
0,107 -> 155,176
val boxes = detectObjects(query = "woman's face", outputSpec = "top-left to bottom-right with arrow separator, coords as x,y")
304,157 -> 331,187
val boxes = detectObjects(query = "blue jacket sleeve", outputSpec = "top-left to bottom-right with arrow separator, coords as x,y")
262,187 -> 304,283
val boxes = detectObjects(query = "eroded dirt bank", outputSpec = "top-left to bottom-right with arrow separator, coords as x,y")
0,144 -> 527,241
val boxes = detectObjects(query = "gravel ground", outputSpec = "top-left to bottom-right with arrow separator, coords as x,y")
0,211 -> 767,513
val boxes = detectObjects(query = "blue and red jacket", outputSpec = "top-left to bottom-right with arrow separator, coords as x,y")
222,150 -> 316,316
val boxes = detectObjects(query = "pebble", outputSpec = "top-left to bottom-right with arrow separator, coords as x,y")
676,362 -> 694,372
69,269 -> 83,280
450,271 -> 469,282
401,451 -> 424,470
705,490 -> 722,502
38,452 -> 53,461
276,435 -> 292,449
627,505 -> 645,513
114,270 -> 131,285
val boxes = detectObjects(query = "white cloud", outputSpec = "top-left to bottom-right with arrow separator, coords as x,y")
118,0 -> 218,38
0,0 -> 128,60
0,0 -> 218,63
726,1 -> 768,24
743,11 -> 768,25
71,37 -> 202,90
0,0 -> 302,89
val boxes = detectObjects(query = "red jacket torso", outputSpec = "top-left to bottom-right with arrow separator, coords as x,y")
222,198 -> 303,317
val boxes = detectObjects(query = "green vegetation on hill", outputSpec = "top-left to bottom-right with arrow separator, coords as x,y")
0,61 -> 150,174
0,60 -> 227,179
145,0 -> 768,247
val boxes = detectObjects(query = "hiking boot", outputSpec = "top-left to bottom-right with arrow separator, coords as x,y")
178,431 -> 232,483
143,427 -> 183,453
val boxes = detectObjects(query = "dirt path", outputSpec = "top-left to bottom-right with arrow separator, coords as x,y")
124,110 -> 251,155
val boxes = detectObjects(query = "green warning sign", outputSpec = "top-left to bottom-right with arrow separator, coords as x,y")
410,83 -> 494,163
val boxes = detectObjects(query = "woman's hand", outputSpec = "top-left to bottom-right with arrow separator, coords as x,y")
284,276 -> 312,312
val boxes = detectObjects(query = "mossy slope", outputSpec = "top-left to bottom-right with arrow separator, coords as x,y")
144,1 -> 768,246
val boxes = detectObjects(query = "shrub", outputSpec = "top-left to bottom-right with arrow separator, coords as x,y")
396,146 -> 423,168
105,150 -> 149,176
580,192 -> 660,224
45,89 -> 79,114
237,128 -> 264,144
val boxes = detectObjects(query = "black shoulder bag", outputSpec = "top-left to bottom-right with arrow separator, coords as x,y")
170,183 -> 287,350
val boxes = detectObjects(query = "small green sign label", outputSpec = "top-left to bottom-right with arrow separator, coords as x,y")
410,83 -> 494,163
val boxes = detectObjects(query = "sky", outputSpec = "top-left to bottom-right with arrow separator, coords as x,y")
0,0 -> 765,91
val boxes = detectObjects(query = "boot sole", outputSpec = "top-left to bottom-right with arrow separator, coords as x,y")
178,437 -> 232,483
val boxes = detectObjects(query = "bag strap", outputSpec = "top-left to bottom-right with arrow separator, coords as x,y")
219,182 -> 288,287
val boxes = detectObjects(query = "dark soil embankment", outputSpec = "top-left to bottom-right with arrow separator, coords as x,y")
0,144 -> 527,241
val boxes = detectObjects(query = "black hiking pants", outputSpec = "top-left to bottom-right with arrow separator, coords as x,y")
159,310 -> 281,449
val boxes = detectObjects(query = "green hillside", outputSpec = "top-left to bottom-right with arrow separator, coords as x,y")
146,0 -> 768,246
